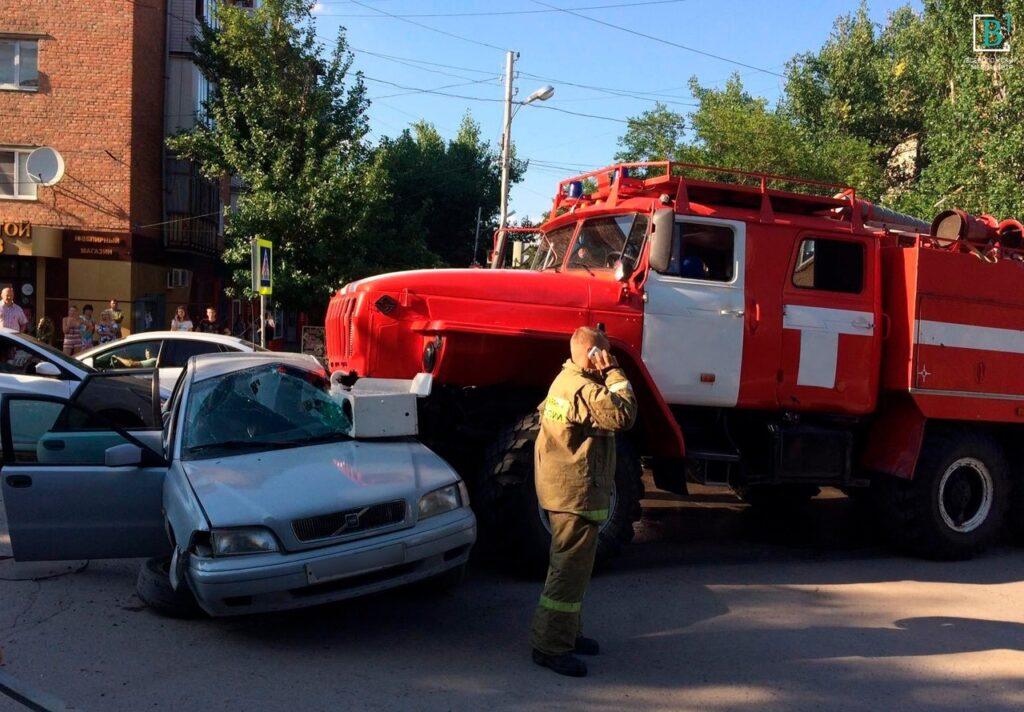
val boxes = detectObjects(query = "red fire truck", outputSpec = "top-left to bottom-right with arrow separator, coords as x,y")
326,161 -> 1024,569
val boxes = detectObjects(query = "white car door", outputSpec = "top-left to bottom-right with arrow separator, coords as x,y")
642,216 -> 746,407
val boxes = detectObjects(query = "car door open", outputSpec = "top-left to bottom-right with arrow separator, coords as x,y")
0,372 -> 170,562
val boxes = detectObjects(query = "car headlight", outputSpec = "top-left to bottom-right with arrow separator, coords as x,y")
418,483 -> 464,520
210,527 -> 280,556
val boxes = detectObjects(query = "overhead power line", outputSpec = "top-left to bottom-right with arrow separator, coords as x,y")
530,0 -> 785,78
321,0 -> 686,18
362,75 -> 629,123
346,0 -> 509,53
371,75 -> 501,100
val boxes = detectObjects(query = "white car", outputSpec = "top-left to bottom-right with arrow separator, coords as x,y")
78,330 -> 262,388
1,352 -> 476,616
0,327 -> 95,401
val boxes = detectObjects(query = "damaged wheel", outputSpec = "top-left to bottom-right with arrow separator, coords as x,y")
136,556 -> 201,618
477,411 -> 643,576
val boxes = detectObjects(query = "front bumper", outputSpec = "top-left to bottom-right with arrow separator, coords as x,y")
186,509 -> 476,616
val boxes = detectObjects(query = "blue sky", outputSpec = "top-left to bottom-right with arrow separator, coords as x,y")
311,0 -> 920,222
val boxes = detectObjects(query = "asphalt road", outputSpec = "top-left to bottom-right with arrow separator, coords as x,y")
2,483 -> 1024,712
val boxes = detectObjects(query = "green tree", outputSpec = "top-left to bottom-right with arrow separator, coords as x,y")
167,0 -> 418,311
373,114 -> 521,267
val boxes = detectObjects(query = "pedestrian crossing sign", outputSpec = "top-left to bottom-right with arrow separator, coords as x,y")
251,238 -> 273,296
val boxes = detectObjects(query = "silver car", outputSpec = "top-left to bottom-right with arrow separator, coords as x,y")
0,353 -> 476,616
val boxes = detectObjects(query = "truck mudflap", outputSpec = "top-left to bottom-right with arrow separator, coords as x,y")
861,393 -> 927,479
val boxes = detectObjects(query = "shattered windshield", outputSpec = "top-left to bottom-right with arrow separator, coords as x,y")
183,363 -> 351,460
530,224 -> 576,271
568,213 -> 649,271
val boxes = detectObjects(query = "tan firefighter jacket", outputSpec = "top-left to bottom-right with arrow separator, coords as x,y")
534,360 -> 638,522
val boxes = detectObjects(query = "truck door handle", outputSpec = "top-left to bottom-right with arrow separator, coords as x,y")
719,309 -> 745,318
851,317 -> 874,329
5,475 -> 32,488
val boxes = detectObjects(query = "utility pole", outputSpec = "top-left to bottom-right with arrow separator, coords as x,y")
491,50 -> 517,269
472,206 -> 482,266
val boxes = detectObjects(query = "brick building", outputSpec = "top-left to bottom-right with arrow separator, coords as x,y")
0,0 -> 229,339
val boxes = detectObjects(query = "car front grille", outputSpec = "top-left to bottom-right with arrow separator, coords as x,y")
292,500 -> 407,543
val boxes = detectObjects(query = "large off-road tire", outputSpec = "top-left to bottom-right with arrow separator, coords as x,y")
136,556 -> 202,618
883,431 -> 1009,560
477,411 -> 643,577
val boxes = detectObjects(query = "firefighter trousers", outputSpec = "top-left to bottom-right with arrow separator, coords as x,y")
530,511 -> 600,655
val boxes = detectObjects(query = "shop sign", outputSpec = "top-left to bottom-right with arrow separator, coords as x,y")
1,221 -> 31,238
67,233 -> 130,260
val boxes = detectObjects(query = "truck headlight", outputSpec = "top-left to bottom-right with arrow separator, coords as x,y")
210,527 -> 280,556
418,483 -> 463,520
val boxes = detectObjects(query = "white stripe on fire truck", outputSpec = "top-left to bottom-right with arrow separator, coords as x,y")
916,320 -> 1024,354
783,305 -> 875,389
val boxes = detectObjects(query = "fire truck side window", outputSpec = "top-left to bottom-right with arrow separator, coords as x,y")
792,238 -> 864,293
667,223 -> 735,281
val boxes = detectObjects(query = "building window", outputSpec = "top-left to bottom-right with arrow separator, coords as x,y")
168,268 -> 192,289
0,39 -> 39,91
0,148 -> 38,200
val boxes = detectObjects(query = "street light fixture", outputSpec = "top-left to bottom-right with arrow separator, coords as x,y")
491,51 -> 555,269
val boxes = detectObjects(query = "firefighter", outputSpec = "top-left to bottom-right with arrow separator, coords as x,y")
530,326 -> 638,677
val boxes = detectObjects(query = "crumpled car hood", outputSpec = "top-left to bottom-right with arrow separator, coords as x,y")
182,439 -> 457,530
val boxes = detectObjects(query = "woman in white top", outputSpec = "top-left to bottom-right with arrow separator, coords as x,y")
170,305 -> 193,332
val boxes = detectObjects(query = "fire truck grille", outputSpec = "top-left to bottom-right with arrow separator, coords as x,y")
342,296 -> 359,357
292,500 -> 407,542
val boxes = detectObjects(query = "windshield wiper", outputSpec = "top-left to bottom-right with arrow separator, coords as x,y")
187,439 -> 300,455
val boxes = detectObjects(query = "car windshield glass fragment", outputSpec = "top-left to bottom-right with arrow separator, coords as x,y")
568,213 -> 648,271
531,224 -> 576,271
183,363 -> 352,459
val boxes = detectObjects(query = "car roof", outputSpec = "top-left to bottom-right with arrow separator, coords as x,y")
188,352 -> 323,382
78,330 -> 256,356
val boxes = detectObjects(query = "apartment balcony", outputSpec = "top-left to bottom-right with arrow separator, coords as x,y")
164,215 -> 224,256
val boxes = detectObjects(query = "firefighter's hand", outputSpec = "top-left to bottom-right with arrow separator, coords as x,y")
591,348 -> 618,372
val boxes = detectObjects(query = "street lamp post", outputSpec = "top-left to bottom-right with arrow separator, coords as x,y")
491,50 -> 554,269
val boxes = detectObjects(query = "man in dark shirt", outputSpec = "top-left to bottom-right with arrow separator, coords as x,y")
197,307 -> 224,335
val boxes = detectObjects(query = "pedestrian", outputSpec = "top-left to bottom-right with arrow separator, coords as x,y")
259,311 -> 276,344
170,305 -> 193,332
95,310 -> 117,345
0,287 -> 28,332
36,316 -> 56,346
80,304 -> 97,347
102,298 -> 124,338
62,305 -> 83,355
198,306 -> 223,334
530,326 -> 637,678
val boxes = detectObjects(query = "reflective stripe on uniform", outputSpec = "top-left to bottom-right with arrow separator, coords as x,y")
609,380 -> 632,394
539,594 -> 582,613
543,395 -> 570,424
576,509 -> 609,523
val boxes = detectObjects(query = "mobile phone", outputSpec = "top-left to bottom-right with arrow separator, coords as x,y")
587,346 -> 601,361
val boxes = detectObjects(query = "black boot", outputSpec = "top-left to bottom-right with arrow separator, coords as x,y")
574,635 -> 600,656
532,649 -> 588,677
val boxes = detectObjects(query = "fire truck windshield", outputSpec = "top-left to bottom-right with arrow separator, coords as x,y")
567,213 -> 649,271
530,224 -> 576,271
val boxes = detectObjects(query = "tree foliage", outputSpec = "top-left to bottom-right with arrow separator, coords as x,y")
617,0 -> 1024,220
371,115 -> 519,267
167,1 -> 510,311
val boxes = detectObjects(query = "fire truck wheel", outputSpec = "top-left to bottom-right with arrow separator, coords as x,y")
890,431 -> 1009,560
477,411 -> 643,577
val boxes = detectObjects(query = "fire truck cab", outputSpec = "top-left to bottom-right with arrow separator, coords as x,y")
327,161 -> 1024,570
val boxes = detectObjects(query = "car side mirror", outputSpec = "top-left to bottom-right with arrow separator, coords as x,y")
105,443 -> 144,467
34,361 -> 61,378
649,208 -> 675,274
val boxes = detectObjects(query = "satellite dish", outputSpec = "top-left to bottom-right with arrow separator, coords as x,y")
26,147 -> 65,187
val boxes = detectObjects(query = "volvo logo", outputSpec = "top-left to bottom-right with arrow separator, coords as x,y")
331,509 -> 366,537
